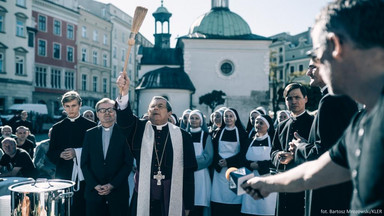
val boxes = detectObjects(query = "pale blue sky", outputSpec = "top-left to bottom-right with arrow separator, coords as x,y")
98,0 -> 332,47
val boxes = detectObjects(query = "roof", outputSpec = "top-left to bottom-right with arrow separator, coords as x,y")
139,47 -> 183,65
188,7 -> 253,38
152,5 -> 172,22
136,67 -> 195,92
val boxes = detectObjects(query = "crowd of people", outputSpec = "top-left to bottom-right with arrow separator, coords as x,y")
0,0 -> 383,215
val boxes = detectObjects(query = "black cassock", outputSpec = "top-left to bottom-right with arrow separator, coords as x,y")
116,103 -> 197,216
294,90 -> 358,216
47,116 -> 96,216
271,111 -> 314,216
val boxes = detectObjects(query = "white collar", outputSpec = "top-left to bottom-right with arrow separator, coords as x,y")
224,126 -> 236,131
255,133 -> 268,141
102,124 -> 114,131
190,127 -> 202,133
153,122 -> 168,130
292,110 -> 306,119
68,114 -> 81,122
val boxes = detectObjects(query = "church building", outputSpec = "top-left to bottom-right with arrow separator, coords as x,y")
136,0 -> 271,122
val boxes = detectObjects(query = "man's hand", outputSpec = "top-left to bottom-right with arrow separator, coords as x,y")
60,148 -> 76,160
94,185 -> 103,193
277,151 -> 293,165
289,132 -> 307,153
116,72 -> 130,97
97,183 -> 114,196
241,176 -> 271,200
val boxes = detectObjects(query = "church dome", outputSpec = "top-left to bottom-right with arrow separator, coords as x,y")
188,7 -> 252,38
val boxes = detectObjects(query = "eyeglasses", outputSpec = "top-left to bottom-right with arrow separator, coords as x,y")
97,107 -> 116,113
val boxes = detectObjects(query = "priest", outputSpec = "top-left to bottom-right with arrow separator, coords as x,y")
116,72 -> 197,216
271,83 -> 314,216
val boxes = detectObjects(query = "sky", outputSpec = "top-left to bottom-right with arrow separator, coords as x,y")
97,0 -> 332,47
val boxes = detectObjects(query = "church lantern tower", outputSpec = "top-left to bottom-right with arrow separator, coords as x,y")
153,0 -> 172,48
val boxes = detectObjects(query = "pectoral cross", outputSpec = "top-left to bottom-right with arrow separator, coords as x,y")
153,170 -> 165,185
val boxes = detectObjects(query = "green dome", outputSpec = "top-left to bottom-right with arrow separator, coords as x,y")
188,8 -> 252,37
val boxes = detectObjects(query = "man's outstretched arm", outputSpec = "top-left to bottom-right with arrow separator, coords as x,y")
242,151 -> 351,200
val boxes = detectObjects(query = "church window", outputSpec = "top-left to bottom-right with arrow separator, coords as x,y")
220,61 -> 234,76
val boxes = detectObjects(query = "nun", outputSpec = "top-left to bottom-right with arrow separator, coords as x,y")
186,110 -> 214,216
210,108 -> 248,216
245,109 -> 262,139
241,114 -> 277,216
180,109 -> 192,129
208,108 -> 225,136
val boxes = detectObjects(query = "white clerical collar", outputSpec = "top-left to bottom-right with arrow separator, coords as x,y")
68,114 -> 81,122
292,110 -> 306,119
153,122 -> 168,130
102,124 -> 114,131
190,127 -> 201,133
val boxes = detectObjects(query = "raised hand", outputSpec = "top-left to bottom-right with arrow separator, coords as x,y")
116,72 -> 130,96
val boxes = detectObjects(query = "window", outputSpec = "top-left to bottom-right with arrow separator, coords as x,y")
28,31 -> 34,47
93,76 -> 98,92
51,68 -> 61,88
220,61 -> 234,76
103,34 -> 107,45
82,26 -> 86,38
102,78 -> 107,93
0,52 -> 4,73
16,0 -> 26,7
121,49 -> 125,61
290,66 -> 295,73
38,15 -> 46,31
113,47 -> 116,58
35,66 -> 47,87
93,30 -> 98,41
81,48 -> 87,62
67,24 -> 74,39
92,51 -> 97,64
82,74 -> 87,90
53,43 -> 61,59
103,54 -> 107,67
65,71 -> 74,89
53,20 -> 61,35
16,20 -> 25,37
112,87 -> 117,100
299,64 -> 304,72
0,14 -> 4,32
122,32 -> 125,43
113,65 -> 117,78
67,46 -> 73,62
38,40 -> 46,56
15,56 -> 24,75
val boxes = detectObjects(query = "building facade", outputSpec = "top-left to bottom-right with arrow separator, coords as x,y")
137,0 -> 271,123
0,0 -> 35,113
32,0 -> 79,116
77,6 -> 112,108
268,29 -> 312,111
